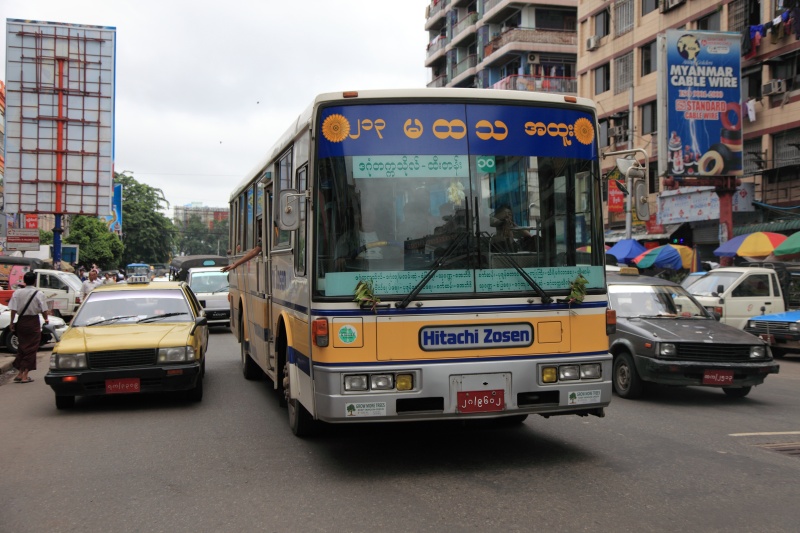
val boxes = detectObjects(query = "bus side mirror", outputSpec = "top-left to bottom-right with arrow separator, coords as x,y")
278,189 -> 302,231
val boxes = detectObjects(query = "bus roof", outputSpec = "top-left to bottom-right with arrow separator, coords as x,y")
230,88 -> 597,201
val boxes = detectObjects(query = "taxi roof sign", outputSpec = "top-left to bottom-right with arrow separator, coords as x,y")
127,275 -> 150,284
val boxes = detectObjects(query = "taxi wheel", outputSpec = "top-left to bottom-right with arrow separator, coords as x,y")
6,332 -> 19,354
770,348 -> 786,359
613,351 -> 643,399
55,395 -> 75,410
722,386 -> 751,398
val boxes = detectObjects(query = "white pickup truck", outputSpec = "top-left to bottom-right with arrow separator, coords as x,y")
688,266 -> 786,329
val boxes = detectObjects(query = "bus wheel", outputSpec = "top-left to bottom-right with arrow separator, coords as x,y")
613,351 -> 643,399
286,361 -> 317,437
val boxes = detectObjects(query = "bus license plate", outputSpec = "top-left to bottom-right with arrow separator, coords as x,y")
106,378 -> 141,394
457,390 -> 504,413
702,370 -> 734,385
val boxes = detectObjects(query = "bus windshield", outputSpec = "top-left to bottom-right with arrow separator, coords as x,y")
313,101 -> 603,299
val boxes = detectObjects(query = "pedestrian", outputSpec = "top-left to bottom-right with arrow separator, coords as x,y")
80,269 -> 104,300
9,271 -> 49,384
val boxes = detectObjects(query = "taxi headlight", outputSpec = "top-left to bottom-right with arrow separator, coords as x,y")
51,353 -> 87,370
659,343 -> 677,357
790,322 -> 800,332
750,345 -> 766,359
158,347 -> 194,363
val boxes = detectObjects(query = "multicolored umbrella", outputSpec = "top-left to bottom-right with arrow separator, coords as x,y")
773,231 -> 800,260
632,244 -> 697,270
607,239 -> 647,263
713,232 -> 787,258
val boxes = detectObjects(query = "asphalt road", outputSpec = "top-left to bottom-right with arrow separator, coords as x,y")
1,332 -> 799,533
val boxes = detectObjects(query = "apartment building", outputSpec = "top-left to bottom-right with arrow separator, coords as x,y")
424,1 -> 800,257
578,0 -> 800,253
425,0 -> 579,93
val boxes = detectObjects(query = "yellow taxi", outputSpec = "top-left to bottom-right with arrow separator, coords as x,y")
44,276 -> 209,409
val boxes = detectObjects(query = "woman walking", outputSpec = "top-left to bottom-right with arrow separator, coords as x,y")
9,271 -> 50,383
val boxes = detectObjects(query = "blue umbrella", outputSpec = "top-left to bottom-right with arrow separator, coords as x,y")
607,239 -> 646,263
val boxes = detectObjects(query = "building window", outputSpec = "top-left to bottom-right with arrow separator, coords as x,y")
641,40 -> 656,77
773,51 -> 800,91
773,127 -> 800,168
595,63 -> 610,94
614,52 -> 633,95
642,0 -> 658,16
648,161 -> 658,194
728,0 -> 760,33
743,138 -> 764,175
614,0 -> 634,36
594,9 -> 610,38
743,69 -> 762,100
641,101 -> 657,135
697,11 -> 721,31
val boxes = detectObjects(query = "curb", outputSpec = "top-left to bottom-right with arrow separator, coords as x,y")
1,355 -> 16,374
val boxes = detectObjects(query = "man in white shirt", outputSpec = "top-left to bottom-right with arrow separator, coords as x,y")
80,269 -> 104,300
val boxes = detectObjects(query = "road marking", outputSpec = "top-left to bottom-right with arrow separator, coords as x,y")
729,431 -> 800,437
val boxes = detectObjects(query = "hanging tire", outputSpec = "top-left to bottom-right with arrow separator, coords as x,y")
613,351 -> 644,399
55,395 -> 75,410
722,386 -> 751,398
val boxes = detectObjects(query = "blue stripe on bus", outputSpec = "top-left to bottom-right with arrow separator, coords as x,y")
309,301 -> 607,317
312,350 -> 610,369
272,297 -> 309,315
288,346 -> 311,376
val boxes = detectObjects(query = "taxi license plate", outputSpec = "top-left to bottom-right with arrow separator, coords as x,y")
106,378 -> 141,394
456,390 -> 504,413
702,369 -> 734,385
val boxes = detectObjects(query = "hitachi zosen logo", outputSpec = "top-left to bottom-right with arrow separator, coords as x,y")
419,323 -> 533,351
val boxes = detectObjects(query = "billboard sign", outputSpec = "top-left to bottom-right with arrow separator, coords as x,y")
6,228 -> 40,251
4,19 -> 116,216
658,31 -> 742,179
99,183 -> 123,234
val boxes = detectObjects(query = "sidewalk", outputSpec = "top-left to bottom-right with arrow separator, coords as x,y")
1,354 -> 16,374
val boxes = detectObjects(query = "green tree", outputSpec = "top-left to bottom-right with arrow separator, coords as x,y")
39,229 -> 54,245
65,215 -> 124,269
115,172 -> 176,266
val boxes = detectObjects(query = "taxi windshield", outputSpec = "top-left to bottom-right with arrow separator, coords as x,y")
608,284 -> 709,318
72,290 -> 192,326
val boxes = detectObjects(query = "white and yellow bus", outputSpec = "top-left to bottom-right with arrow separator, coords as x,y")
228,88 -> 615,436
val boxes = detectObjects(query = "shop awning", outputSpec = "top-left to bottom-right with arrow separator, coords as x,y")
733,219 -> 800,236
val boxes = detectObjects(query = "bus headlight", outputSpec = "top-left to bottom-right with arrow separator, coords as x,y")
542,367 -> 558,383
580,363 -> 602,379
396,374 -> 414,391
344,375 -> 368,391
370,374 -> 394,390
558,365 -> 580,380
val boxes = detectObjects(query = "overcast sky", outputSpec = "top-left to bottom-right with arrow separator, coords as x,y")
2,0 -> 431,212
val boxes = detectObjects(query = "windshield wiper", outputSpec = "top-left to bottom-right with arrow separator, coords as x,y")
212,286 -> 229,294
137,312 -> 189,323
482,232 -> 553,304
85,315 -> 139,326
396,232 -> 468,309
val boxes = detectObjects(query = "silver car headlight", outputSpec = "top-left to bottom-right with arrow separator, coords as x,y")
790,322 -> 800,333
659,343 -> 677,357
157,346 -> 196,363
750,345 -> 766,359
50,353 -> 87,370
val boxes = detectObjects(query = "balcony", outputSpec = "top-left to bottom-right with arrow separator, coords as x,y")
452,12 -> 479,41
425,0 -> 450,30
428,74 -> 449,88
492,74 -> 577,95
426,35 -> 449,59
483,27 -> 577,59
452,54 -> 478,78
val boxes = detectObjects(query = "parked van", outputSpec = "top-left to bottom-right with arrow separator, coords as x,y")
186,266 -> 230,328
32,269 -> 84,320
688,266 -> 786,329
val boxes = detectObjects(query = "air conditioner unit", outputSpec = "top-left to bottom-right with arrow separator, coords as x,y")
610,125 -> 626,138
660,0 -> 685,12
762,79 -> 787,97
527,53 -> 539,64
586,36 -> 599,51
